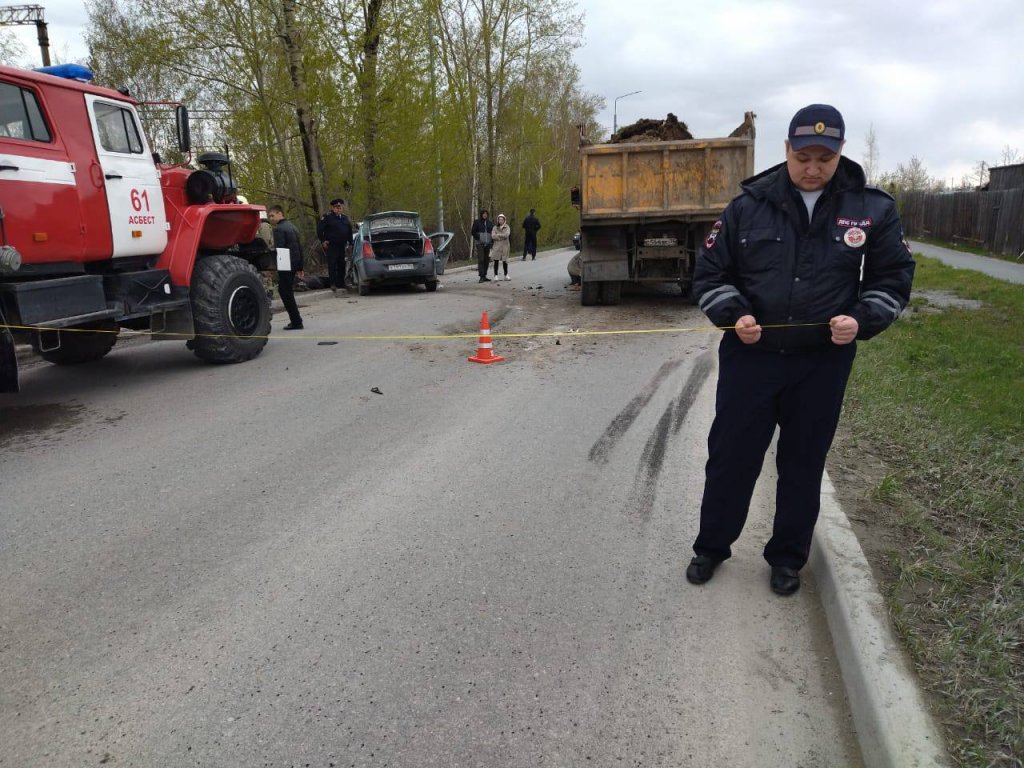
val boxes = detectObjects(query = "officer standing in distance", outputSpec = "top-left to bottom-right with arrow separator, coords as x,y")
317,198 -> 354,292
686,104 -> 915,596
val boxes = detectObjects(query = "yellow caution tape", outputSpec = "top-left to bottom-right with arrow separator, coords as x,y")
2,321 -> 830,342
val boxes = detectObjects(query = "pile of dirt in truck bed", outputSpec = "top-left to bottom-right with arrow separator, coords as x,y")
610,113 -> 694,143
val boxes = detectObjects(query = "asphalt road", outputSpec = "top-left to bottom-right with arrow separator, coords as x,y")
0,251 -> 862,767
908,239 -> 1024,283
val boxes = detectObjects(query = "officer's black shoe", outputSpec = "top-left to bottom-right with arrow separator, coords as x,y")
770,566 -> 801,596
685,555 -> 722,585
283,322 -> 304,331
479,276 -> 491,282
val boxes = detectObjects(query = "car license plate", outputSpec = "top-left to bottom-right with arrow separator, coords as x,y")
387,263 -> 415,271
644,237 -> 678,246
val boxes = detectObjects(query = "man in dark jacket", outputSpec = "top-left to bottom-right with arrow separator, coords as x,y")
268,205 -> 304,330
471,209 -> 494,282
317,198 -> 354,292
521,208 -> 541,260
685,104 -> 915,596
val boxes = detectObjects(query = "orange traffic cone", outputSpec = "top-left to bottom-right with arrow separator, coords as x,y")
468,310 -> 505,364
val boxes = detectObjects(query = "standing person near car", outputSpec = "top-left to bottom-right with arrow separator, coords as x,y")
317,198 -> 354,293
521,208 -> 541,260
685,104 -> 915,596
268,205 -> 305,330
490,213 -> 512,280
471,209 -> 494,282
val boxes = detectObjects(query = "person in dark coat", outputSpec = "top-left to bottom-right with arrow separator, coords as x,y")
471,209 -> 494,282
685,104 -> 915,596
521,208 -> 541,260
316,198 -> 354,292
268,205 -> 304,330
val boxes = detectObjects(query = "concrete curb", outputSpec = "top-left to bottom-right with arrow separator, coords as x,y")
810,471 -> 952,768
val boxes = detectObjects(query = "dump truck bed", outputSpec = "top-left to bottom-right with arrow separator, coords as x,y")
580,137 -> 755,220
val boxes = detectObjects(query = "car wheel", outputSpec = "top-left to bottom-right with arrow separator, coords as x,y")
189,254 -> 271,363
358,280 -> 371,296
425,280 -> 439,292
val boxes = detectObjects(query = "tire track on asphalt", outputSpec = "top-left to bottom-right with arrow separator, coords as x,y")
588,359 -> 683,464
628,351 -> 714,519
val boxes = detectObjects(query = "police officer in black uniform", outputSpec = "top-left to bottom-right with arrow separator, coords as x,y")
686,104 -> 915,595
317,198 -> 354,292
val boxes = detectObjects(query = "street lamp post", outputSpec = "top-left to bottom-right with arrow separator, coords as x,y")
613,90 -> 642,136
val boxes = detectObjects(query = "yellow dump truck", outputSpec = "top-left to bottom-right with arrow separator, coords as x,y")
571,120 -> 755,305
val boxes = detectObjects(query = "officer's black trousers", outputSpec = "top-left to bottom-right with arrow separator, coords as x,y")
325,246 -> 346,289
693,334 -> 856,569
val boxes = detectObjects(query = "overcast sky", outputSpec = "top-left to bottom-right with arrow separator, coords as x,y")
10,0 -> 1023,185
577,0 -> 1024,183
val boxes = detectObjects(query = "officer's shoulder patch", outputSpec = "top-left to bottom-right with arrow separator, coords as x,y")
704,219 -> 723,250
864,185 -> 896,202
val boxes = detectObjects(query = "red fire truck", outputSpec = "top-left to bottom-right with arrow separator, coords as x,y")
0,64 -> 273,393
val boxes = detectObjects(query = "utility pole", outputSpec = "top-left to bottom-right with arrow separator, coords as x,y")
0,5 -> 50,66
427,11 -> 444,231
613,90 -> 641,136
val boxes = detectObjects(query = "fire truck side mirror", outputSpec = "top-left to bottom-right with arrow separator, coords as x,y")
175,105 -> 191,153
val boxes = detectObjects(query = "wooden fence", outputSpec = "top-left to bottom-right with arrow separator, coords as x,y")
897,188 -> 1024,259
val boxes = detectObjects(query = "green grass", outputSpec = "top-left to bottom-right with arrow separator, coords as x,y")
841,255 -> 1023,767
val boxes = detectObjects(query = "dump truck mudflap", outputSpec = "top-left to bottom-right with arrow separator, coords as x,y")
0,315 -> 18,393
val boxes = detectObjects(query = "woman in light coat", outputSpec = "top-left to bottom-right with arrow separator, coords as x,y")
490,213 -> 512,280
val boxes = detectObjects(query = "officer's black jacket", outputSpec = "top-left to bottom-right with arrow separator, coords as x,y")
694,156 -> 915,352
273,218 -> 304,271
316,212 -> 354,250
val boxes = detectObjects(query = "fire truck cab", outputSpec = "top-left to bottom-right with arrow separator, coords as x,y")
0,64 -> 273,393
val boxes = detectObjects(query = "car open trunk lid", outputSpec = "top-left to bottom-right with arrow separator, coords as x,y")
366,212 -> 423,260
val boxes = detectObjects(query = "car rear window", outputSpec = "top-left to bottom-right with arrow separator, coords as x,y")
368,215 -> 418,233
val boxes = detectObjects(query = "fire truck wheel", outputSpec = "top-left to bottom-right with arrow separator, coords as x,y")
190,255 -> 271,363
32,321 -> 119,365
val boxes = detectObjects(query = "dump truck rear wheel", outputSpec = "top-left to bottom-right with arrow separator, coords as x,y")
581,280 -> 600,306
32,321 -> 119,365
190,254 -> 270,363
600,280 -> 621,305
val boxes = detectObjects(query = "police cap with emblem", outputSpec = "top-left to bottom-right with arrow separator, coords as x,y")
788,104 -> 845,152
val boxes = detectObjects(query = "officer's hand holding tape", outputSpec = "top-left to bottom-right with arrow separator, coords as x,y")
734,315 -> 762,345
829,315 -> 859,345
